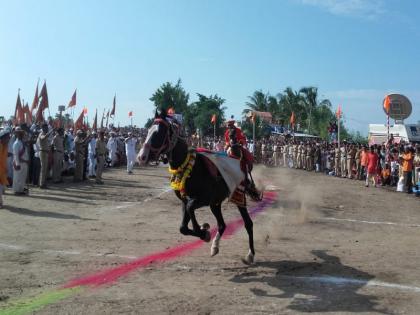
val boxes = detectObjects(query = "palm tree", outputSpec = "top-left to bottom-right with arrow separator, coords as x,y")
299,87 -> 331,133
244,90 -> 269,114
277,87 -> 305,129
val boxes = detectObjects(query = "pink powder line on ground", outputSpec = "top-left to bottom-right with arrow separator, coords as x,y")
64,191 -> 277,289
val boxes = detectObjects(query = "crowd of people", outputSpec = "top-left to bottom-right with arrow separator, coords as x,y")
250,136 -> 419,194
194,133 -> 420,195
1,118 -> 419,209
0,121 -> 147,208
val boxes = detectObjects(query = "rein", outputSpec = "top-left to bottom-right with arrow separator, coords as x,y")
148,118 -> 180,160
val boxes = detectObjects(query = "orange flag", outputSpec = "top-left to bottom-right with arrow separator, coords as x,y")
110,94 -> 116,117
68,89 -> 77,108
74,110 -> 84,130
15,92 -> 25,125
24,103 -> 32,125
30,81 -> 39,112
92,109 -> 98,130
35,81 -> 49,124
383,95 -> 391,114
336,105 -> 342,119
290,111 -> 295,126
251,112 -> 256,124
211,114 -> 216,124
128,111 -> 133,117
83,107 -> 88,116
167,107 -> 175,115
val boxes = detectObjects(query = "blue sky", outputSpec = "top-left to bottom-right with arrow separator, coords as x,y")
1,0 -> 419,134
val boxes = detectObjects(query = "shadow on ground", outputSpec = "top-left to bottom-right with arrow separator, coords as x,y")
3,205 -> 96,221
230,250 -> 390,314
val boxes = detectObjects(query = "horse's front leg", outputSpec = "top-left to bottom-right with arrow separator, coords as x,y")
238,206 -> 255,264
210,203 -> 226,257
186,198 -> 211,242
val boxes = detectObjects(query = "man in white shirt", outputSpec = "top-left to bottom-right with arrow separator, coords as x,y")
88,132 -> 97,178
107,132 -> 118,167
12,127 -> 29,195
125,132 -> 137,174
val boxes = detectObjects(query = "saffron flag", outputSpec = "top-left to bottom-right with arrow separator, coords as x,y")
290,111 -> 295,126
35,81 -> 49,124
83,107 -> 88,116
336,105 -> 342,119
24,103 -> 32,125
92,109 -> 98,130
110,94 -> 116,117
211,114 -> 216,124
128,111 -> 133,117
30,81 -> 39,112
68,89 -> 77,108
15,92 -> 25,125
251,112 -> 256,124
167,107 -> 175,115
74,110 -> 84,130
383,95 -> 391,114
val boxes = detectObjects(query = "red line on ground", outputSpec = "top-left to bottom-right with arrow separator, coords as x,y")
64,192 -> 277,289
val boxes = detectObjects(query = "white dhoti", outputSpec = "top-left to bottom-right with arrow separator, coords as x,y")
126,151 -> 136,172
13,163 -> 28,193
88,154 -> 97,176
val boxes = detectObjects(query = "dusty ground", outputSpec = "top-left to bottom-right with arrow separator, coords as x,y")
0,165 -> 420,314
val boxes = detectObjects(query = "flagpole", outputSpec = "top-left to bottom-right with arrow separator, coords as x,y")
337,116 -> 341,147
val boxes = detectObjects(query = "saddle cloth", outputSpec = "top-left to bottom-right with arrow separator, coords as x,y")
197,151 -> 245,199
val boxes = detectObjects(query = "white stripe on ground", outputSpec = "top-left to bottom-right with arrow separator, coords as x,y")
322,217 -> 420,228
0,243 -> 136,260
282,275 -> 420,293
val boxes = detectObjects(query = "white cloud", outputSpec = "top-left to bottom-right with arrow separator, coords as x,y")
298,0 -> 385,19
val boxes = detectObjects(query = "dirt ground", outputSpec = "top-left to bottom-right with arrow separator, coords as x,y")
1,165 -> 420,314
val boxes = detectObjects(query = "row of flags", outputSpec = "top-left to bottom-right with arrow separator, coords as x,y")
13,81 -> 120,131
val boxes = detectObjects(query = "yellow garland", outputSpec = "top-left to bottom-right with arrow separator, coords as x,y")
168,152 -> 196,196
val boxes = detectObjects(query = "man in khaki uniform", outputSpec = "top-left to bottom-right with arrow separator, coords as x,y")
301,143 -> 307,170
95,130 -> 107,184
340,143 -> 347,178
334,143 -> 341,176
52,128 -> 64,183
293,143 -> 298,169
355,145 -> 362,180
74,130 -> 90,182
347,144 -> 357,179
37,124 -> 51,189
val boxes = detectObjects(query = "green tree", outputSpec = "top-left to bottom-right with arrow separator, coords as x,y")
186,94 -> 226,137
149,79 -> 189,113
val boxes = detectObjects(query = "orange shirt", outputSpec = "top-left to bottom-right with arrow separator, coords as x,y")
360,151 -> 368,167
401,152 -> 413,172
381,169 -> 390,178
0,143 -> 9,185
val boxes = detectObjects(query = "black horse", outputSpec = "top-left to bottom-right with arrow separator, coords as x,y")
138,110 -> 256,264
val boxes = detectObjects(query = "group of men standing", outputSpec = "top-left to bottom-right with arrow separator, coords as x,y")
0,123 -> 141,208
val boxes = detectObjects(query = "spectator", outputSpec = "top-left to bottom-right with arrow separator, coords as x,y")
366,146 -> 379,188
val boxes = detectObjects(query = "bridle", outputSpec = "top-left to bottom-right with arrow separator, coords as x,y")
146,118 -> 180,162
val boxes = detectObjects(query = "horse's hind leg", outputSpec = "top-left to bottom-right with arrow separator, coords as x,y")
210,203 -> 226,257
238,206 -> 255,264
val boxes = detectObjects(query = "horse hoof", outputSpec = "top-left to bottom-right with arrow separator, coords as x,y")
241,252 -> 254,265
201,223 -> 210,230
202,230 -> 211,243
211,246 -> 219,257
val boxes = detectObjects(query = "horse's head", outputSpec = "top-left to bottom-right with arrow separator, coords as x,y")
138,109 -> 177,165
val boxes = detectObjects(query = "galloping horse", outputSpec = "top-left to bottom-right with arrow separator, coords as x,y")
138,110 -> 256,264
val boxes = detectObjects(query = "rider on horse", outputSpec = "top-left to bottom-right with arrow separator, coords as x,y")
224,117 -> 262,201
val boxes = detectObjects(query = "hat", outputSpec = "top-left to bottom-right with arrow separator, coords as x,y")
76,129 -> 83,135
0,128 -> 11,138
